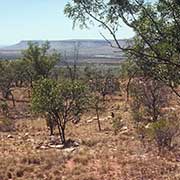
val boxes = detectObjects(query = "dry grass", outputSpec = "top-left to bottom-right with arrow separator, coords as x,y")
0,89 -> 179,180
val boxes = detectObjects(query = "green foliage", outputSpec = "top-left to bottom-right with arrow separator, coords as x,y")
0,101 -> 9,116
0,61 -> 16,106
22,42 -> 60,84
10,59 -> 33,86
0,61 -> 14,96
83,67 -> 120,100
130,78 -> 170,122
32,78 -> 88,144
0,118 -> 15,132
81,66 -> 121,131
0,42 -> 60,105
147,116 -> 180,152
119,59 -> 140,79
112,115 -> 123,135
65,0 -> 180,97
32,78 -> 88,116
32,78 -> 59,114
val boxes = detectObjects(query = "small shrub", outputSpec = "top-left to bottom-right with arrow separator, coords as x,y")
0,118 -> 15,132
147,115 -> 179,153
135,123 -> 147,146
130,78 -> 170,122
32,78 -> 88,144
131,107 -> 145,124
81,138 -> 99,147
73,155 -> 89,165
0,101 -> 8,116
112,115 -> 123,135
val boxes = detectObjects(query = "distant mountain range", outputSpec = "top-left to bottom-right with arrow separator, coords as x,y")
0,39 -> 129,64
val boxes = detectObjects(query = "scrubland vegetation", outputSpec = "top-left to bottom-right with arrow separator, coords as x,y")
0,40 -> 179,180
0,0 -> 180,179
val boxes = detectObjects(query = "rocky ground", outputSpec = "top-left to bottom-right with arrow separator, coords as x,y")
0,88 -> 179,180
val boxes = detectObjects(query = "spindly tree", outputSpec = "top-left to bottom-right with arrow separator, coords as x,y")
32,78 -> 88,144
119,59 -> 141,101
89,93 -> 104,131
83,67 -> 120,101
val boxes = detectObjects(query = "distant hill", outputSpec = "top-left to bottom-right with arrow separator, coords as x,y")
0,39 -> 129,64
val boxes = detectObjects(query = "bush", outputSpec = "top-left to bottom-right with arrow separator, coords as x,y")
112,115 -> 123,135
0,118 -> 15,132
0,101 -> 9,116
130,78 -> 170,122
32,78 -> 88,144
147,114 -> 180,153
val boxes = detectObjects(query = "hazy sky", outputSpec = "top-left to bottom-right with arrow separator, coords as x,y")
0,0 -> 134,45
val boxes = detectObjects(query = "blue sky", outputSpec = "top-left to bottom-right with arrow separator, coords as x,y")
0,0 -> 134,45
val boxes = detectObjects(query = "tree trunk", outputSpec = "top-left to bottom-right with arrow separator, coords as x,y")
49,118 -> 54,136
126,71 -> 137,102
10,92 -> 15,107
61,127 -> 66,145
56,121 -> 66,145
57,123 -> 63,144
126,76 -> 132,102
96,108 -> 101,131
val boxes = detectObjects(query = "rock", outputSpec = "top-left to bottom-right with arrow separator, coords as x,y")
49,135 -> 59,144
25,132 -> 29,136
7,134 -> 13,138
23,132 -> 29,138
145,123 -> 151,129
63,147 -> 76,154
48,145 -> 56,148
35,142 -> 44,149
119,129 -> 129,135
56,144 -> 64,149
44,140 -> 49,146
49,144 -> 64,149
121,126 -> 128,131
40,145 -> 49,150
73,141 -> 80,147
87,119 -> 93,123
92,117 -> 97,121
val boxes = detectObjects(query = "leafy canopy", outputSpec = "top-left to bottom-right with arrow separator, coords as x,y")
64,0 -> 180,96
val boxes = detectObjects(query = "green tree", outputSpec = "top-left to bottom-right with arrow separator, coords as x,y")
64,0 -> 180,97
130,77 -> 170,122
0,61 -> 16,106
84,67 -> 120,101
22,41 -> 60,87
10,59 -> 31,87
119,59 -> 141,101
32,78 -> 88,144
